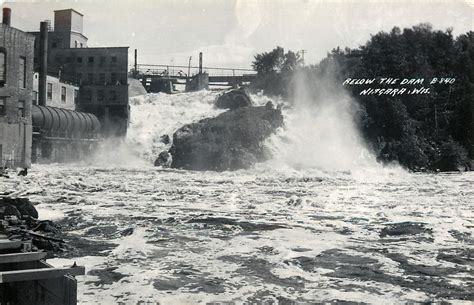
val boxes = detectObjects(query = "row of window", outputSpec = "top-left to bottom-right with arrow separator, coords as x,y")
51,40 -> 84,49
53,55 -> 118,66
75,72 -> 125,86
0,98 -> 25,118
73,40 -> 84,48
82,89 -> 117,101
0,50 -> 27,89
45,83 -> 79,104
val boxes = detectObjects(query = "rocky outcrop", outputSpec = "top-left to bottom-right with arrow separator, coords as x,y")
0,197 -> 65,252
215,88 -> 253,110
0,197 -> 38,219
169,103 -> 283,171
154,151 -> 172,167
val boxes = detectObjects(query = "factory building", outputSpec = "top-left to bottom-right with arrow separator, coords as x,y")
48,46 -> 129,137
0,7 -> 130,167
0,8 -> 34,168
33,73 -> 78,110
30,9 -> 129,137
30,16 -> 102,164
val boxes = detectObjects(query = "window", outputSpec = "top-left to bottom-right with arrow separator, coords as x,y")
33,91 -> 38,105
77,57 -> 82,64
80,43 -> 83,48
84,90 -> 92,101
47,83 -> 52,100
109,90 -> 116,101
97,90 -> 104,101
18,100 -> 25,118
74,90 -> 78,104
75,40 -> 78,48
99,73 -> 105,84
76,73 -> 82,84
111,73 -> 117,84
87,73 -> 93,85
0,98 -> 5,116
88,56 -> 94,64
52,42 -> 57,49
19,57 -> 26,89
0,49 -> 6,86
99,56 -> 106,66
111,56 -> 117,65
61,86 -> 66,103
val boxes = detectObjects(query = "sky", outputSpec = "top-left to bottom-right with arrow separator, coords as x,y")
1,0 -> 473,71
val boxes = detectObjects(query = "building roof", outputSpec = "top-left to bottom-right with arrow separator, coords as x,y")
63,46 -> 129,50
0,23 -> 35,40
53,9 -> 84,16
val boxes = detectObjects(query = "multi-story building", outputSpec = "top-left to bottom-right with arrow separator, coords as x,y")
32,72 -> 78,110
0,8 -> 34,168
48,46 -> 129,136
31,9 -> 129,137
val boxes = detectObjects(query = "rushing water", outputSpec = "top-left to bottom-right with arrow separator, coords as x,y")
1,91 -> 473,304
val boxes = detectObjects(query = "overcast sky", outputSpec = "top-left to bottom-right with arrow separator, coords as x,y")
2,0 -> 473,70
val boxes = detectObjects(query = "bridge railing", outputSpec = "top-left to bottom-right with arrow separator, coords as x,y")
136,64 -> 255,78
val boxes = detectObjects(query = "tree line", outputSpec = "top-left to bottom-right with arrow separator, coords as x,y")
250,24 -> 474,171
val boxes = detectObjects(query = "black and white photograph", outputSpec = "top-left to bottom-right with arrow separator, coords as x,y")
0,0 -> 473,304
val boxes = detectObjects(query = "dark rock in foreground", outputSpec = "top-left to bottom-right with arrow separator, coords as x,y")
215,88 -> 253,110
170,103 -> 283,171
1,196 -> 66,253
0,197 -> 38,219
154,151 -> 172,167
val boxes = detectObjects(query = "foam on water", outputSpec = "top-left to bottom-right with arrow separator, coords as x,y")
1,90 -> 472,304
127,91 -> 225,162
2,165 -> 471,304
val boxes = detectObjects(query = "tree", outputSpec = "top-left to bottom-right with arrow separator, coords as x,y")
252,47 -> 301,75
250,24 -> 474,171
252,46 -> 285,74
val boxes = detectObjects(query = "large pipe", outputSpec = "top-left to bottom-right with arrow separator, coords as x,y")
2,8 -> 11,26
38,21 -> 48,106
199,52 -> 202,74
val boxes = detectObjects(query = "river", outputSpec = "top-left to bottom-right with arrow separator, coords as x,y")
0,90 -> 472,304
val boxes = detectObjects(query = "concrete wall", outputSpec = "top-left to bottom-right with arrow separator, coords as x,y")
0,23 -> 34,168
32,73 -> 77,110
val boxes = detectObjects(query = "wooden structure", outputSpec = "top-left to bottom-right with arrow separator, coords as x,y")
0,237 -> 84,305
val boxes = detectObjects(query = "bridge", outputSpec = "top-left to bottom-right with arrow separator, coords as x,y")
135,63 -> 257,88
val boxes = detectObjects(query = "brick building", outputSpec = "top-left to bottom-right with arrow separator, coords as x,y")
30,9 -> 129,137
0,8 -> 34,168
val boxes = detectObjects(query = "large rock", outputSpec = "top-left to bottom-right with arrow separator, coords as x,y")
154,151 -> 172,167
215,88 -> 253,110
170,104 -> 283,171
0,197 -> 38,219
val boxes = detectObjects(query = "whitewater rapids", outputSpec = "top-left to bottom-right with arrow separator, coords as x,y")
1,90 -> 472,304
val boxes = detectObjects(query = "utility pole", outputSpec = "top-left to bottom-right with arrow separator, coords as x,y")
299,49 -> 307,67
199,52 -> 203,74
134,49 -> 138,78
187,56 -> 192,83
